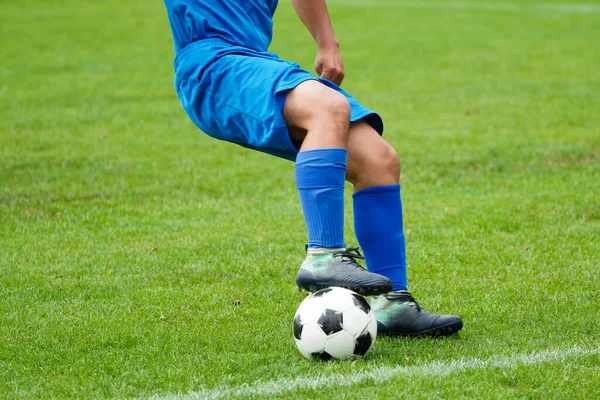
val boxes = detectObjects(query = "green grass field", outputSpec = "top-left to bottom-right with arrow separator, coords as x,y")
1,0 -> 599,398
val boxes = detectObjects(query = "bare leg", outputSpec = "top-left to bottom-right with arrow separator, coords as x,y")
345,121 -> 400,191
283,80 -> 350,151
285,81 -> 393,295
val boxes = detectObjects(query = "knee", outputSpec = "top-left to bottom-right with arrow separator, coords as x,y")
382,145 -> 401,180
347,140 -> 401,186
364,142 -> 400,179
324,90 -> 351,122
284,81 -> 351,131
307,89 -> 351,127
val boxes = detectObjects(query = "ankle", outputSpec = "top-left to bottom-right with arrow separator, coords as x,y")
303,247 -> 345,264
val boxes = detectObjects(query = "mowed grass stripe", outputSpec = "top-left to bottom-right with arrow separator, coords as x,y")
326,0 -> 600,14
1,0 -> 599,398
149,346 -> 600,400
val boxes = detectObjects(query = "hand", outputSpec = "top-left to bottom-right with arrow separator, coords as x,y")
314,44 -> 345,86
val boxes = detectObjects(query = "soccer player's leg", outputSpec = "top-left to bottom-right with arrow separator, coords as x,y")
346,122 -> 463,337
175,46 -> 391,296
283,81 -> 392,296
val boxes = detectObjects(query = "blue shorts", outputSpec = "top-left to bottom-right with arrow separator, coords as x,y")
173,38 -> 383,161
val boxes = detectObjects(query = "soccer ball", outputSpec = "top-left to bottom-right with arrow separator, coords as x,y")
293,287 -> 377,360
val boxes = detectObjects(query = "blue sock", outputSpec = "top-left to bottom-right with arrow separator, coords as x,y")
353,184 -> 408,290
295,148 -> 347,249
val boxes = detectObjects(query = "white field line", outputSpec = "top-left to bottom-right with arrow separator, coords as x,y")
149,345 -> 600,400
325,0 -> 600,14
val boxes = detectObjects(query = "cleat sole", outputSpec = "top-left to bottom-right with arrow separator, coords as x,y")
378,319 -> 463,338
296,282 -> 392,297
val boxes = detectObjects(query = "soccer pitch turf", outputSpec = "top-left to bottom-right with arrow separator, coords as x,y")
1,0 -> 599,398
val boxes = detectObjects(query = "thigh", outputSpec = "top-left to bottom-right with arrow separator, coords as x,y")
281,79 -> 385,149
176,46 -> 310,160
174,42 -> 385,161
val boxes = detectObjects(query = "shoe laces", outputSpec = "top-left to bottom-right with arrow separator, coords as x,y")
332,247 -> 365,269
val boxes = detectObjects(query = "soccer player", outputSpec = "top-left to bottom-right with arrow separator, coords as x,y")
163,0 -> 463,337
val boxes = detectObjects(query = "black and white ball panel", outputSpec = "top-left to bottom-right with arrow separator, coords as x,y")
293,313 -> 303,340
351,293 -> 372,314
317,309 -> 344,335
354,331 -> 374,356
293,287 -> 377,360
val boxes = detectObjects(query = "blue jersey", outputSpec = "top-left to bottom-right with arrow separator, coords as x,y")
164,0 -> 279,53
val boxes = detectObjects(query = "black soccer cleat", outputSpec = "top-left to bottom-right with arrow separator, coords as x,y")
296,247 -> 393,296
371,290 -> 463,337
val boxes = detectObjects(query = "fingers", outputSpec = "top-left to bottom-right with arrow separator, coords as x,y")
315,48 -> 345,86
316,61 -> 345,86
320,68 -> 345,86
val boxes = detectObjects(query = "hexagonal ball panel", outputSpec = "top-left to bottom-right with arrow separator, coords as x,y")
342,306 -> 370,337
295,296 -> 327,325
324,287 -> 356,312
324,330 -> 357,360
300,323 -> 328,354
